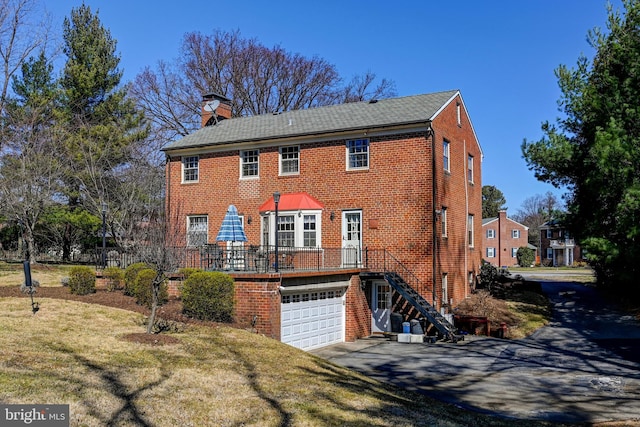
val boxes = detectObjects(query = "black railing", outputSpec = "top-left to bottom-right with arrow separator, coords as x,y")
363,248 -> 433,299
94,245 -> 361,273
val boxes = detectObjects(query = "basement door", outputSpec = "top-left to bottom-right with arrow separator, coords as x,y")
342,210 -> 362,267
281,288 -> 345,351
372,281 -> 392,333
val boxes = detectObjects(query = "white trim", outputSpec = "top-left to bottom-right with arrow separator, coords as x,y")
239,149 -> 260,180
279,145 -> 300,176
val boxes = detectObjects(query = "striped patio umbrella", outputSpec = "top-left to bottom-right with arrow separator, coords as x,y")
215,205 -> 248,243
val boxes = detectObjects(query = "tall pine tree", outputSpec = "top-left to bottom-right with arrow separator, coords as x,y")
522,0 -> 640,295
58,5 -> 147,259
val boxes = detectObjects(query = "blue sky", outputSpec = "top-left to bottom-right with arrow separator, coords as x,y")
46,0 -> 620,212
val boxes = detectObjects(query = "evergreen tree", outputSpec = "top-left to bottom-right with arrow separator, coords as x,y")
522,0 -> 640,295
482,185 -> 507,218
58,5 -> 147,259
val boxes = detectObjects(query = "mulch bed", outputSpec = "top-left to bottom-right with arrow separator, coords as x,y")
0,285 -> 242,345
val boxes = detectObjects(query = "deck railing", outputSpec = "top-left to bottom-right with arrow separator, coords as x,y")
95,245 -> 361,273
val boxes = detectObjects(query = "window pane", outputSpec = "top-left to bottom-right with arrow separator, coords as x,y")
183,156 -> 199,182
187,216 -> 208,246
347,139 -> 369,169
443,140 -> 450,172
277,215 -> 295,247
241,150 -> 259,177
303,215 -> 316,247
281,146 -> 299,174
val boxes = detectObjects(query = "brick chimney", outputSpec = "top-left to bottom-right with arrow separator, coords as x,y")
201,93 -> 232,127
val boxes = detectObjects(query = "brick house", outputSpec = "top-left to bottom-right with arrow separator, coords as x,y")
539,219 -> 585,266
162,90 -> 483,350
482,210 -> 530,267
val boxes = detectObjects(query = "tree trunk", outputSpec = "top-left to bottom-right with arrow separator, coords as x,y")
146,277 -> 161,334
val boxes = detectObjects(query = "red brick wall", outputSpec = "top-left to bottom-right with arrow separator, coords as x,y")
166,94 -> 482,312
482,211 -> 530,267
345,275 -> 371,341
234,277 -> 282,340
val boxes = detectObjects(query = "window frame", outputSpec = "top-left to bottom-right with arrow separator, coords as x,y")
512,229 -> 520,239
346,138 -> 369,170
468,214 -> 474,248
264,209 -> 323,248
303,214 -> 317,247
443,139 -> 450,173
441,207 -> 448,237
442,272 -> 448,304
486,229 -> 495,239
511,247 -> 518,258
186,215 -> 208,247
182,155 -> 199,183
486,247 -> 496,258
240,149 -> 260,179
467,154 -> 474,183
279,145 -> 300,176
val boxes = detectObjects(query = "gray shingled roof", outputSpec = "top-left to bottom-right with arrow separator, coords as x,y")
162,90 -> 459,151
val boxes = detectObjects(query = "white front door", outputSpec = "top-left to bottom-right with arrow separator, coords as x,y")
372,281 -> 391,333
342,210 -> 362,266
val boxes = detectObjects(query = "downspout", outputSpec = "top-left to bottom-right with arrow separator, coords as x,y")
463,139 -> 469,300
165,153 -> 171,231
427,121 -> 437,310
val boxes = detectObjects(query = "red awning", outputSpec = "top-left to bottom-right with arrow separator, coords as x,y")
259,192 -> 324,212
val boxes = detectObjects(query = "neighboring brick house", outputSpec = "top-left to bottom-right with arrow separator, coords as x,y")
539,219 -> 585,266
482,210 -> 530,267
162,90 -> 483,350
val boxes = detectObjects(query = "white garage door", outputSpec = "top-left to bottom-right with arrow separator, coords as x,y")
281,288 -> 345,351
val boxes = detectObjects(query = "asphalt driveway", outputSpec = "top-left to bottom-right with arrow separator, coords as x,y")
311,280 -> 640,424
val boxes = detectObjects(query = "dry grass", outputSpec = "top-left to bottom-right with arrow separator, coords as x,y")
0,296 -> 559,427
455,285 -> 553,339
0,262 -> 73,287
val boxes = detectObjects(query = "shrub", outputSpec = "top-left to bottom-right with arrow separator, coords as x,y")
103,267 -> 124,291
516,246 -> 535,267
133,268 -> 168,308
178,267 -> 203,281
68,266 -> 96,295
181,271 -> 235,322
477,260 -> 498,291
124,262 -> 150,296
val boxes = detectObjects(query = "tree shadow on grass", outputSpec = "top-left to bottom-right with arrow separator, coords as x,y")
48,343 -> 170,426
226,346 -> 292,427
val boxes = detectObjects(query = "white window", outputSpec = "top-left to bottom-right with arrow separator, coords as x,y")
187,215 -> 208,247
182,156 -> 199,183
443,139 -> 450,173
486,229 -> 495,239
264,210 -> 322,248
546,229 -> 552,238
468,154 -> 474,183
441,207 -> 447,237
486,247 -> 495,258
512,229 -> 520,238
442,273 -> 448,304
303,215 -> 317,247
456,102 -> 461,126
277,215 -> 295,247
468,214 -> 474,248
512,248 -> 518,257
347,138 -> 369,170
280,146 -> 299,175
240,149 -> 259,178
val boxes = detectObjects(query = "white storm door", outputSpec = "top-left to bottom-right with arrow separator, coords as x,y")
372,282 -> 392,333
342,210 -> 362,266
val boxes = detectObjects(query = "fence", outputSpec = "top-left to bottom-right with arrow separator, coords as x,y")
93,245 -> 361,273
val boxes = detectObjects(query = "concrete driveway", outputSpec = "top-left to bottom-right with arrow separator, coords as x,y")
311,280 -> 640,424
